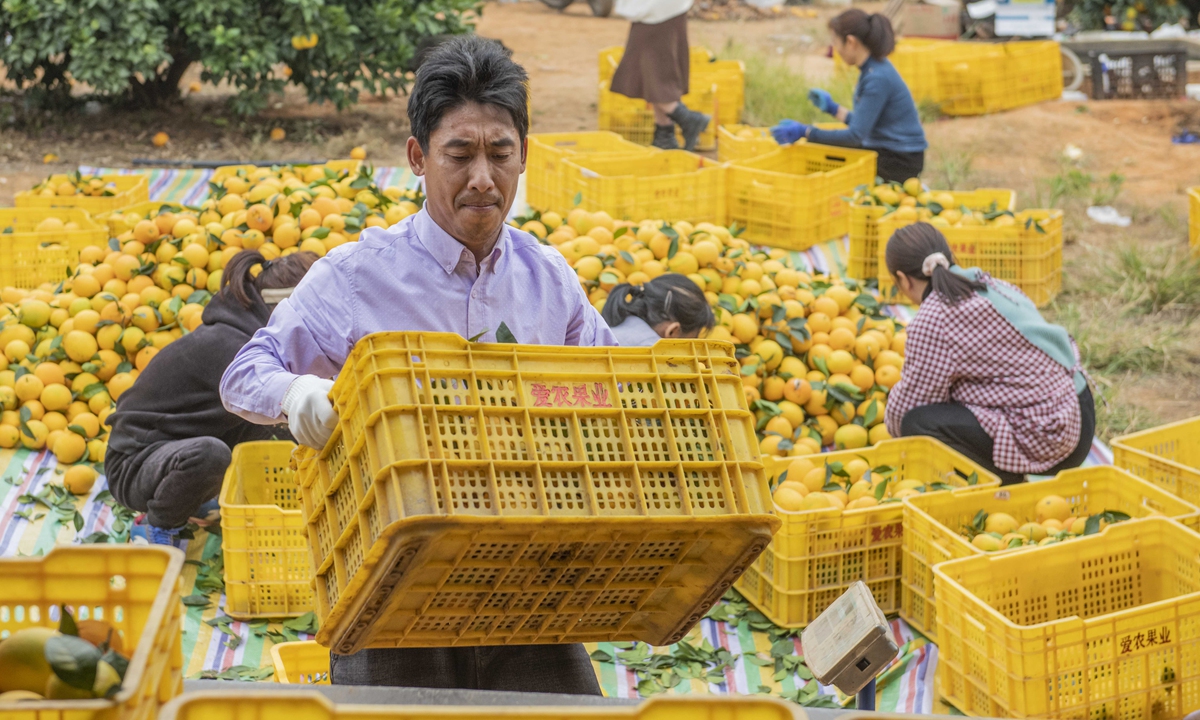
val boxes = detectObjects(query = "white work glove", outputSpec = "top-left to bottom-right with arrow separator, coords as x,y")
282,375 -> 337,449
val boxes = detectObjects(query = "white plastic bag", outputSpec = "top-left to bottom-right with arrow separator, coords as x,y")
614,0 -> 692,24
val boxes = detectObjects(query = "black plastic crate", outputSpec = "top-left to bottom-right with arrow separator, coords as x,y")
1081,40 -> 1187,100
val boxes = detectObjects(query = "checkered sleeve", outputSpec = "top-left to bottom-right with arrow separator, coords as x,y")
885,299 -> 958,438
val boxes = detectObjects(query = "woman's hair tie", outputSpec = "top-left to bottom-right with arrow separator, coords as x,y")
922,252 -> 950,276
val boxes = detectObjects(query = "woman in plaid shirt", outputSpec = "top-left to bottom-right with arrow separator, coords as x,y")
883,223 -> 1094,485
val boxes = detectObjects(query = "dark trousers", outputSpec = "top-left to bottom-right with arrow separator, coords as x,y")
875,148 -> 925,184
899,387 -> 1095,485
330,644 -> 602,695
106,437 -> 231,528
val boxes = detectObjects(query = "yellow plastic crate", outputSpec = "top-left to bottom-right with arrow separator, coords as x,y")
0,208 -> 107,288
937,41 -> 1063,116
271,641 -> 330,684
727,143 -> 877,251
15,174 -> 149,215
877,209 -> 1063,307
838,39 -> 996,103
901,465 -> 1200,642
1189,187 -> 1199,257
97,201 -> 194,238
220,441 -> 313,620
210,159 -> 362,183
162,691 -> 805,720
700,59 -> 746,127
1113,415 -> 1200,506
563,150 -> 727,224
848,188 -> 1015,282
734,437 -> 1000,629
599,81 -> 720,152
294,333 -> 779,654
935,516 -> 1200,719
0,546 -> 184,720
716,124 -> 847,164
525,132 -> 658,212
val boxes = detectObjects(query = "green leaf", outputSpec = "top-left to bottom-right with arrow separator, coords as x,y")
81,382 -> 107,400
467,330 -> 489,343
874,478 -> 889,501
67,424 -> 88,438
101,649 -> 129,681
573,191 -> 582,207
282,611 -> 319,634
496,322 -> 517,344
971,509 -> 988,533
181,594 -> 212,607
59,604 -> 78,636
814,356 -> 829,377
310,227 -> 331,240
589,649 -> 614,663
45,634 -> 101,690
864,400 -> 878,426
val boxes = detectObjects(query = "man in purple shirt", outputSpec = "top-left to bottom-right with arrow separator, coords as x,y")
220,36 -> 613,694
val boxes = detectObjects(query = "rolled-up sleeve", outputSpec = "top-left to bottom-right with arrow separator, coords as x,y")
220,255 -> 357,424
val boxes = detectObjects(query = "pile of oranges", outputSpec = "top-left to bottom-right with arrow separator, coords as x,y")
0,162 -> 424,481
513,207 -> 906,456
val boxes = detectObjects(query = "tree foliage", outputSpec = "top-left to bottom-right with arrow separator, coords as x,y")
0,0 -> 480,113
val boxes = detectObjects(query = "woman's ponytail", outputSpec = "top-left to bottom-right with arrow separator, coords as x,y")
829,9 -> 896,59
602,274 -> 715,335
884,222 -> 985,304
220,248 -> 320,308
601,283 -> 645,328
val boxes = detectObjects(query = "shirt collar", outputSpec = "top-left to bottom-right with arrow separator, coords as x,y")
414,207 -> 508,275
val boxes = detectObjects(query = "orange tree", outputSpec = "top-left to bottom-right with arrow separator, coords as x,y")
0,0 -> 480,113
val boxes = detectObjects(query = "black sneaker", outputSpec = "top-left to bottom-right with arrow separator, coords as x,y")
668,105 -> 711,152
651,124 -> 679,150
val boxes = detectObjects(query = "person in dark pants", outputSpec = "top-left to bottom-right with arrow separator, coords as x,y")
771,10 -> 927,183
882,223 -> 1094,485
106,248 -> 318,546
219,36 -> 609,696
609,0 -> 711,150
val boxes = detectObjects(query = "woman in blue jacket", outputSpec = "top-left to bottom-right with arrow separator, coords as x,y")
771,10 -> 928,183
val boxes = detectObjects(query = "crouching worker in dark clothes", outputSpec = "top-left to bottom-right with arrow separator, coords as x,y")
105,249 -> 318,547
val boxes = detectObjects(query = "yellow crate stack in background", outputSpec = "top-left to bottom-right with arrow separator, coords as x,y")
0,208 -> 107,288
937,41 -> 1063,116
935,517 -> 1200,719
849,188 -> 1015,282
1113,415 -> 1200,504
901,465 -> 1200,642
735,437 -> 1000,628
295,332 -> 778,655
716,123 -> 847,164
220,441 -> 313,620
599,81 -> 720,151
15,173 -> 148,214
877,209 -> 1063,306
0,546 -> 184,720
598,46 -> 745,149
525,132 -> 658,212
563,150 -> 726,224
726,142 -> 876,251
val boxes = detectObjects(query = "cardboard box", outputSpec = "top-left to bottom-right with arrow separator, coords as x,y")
902,2 -> 962,38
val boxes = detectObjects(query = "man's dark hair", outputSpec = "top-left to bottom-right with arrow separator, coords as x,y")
407,35 -> 529,152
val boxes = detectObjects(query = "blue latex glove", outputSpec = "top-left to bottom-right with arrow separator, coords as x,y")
771,119 -> 809,145
808,88 -> 839,116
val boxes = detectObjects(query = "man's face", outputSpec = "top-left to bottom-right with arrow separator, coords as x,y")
407,101 -> 526,253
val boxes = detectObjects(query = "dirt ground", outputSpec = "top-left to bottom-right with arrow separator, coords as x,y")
0,0 -> 1197,428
